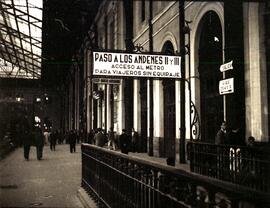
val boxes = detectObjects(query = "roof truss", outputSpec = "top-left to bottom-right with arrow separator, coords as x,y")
0,0 -> 43,79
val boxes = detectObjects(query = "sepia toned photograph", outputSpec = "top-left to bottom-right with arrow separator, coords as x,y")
0,0 -> 269,207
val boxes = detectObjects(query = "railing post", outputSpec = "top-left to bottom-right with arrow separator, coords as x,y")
208,191 -> 216,208
153,170 -> 158,208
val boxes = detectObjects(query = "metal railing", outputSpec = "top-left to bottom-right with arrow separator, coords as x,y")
188,141 -> 270,193
81,144 -> 270,208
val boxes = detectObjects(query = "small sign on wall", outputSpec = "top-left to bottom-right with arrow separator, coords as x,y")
219,78 -> 234,95
220,60 -> 233,72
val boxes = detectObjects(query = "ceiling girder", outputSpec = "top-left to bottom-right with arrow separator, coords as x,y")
0,42 -> 41,68
0,39 -> 42,61
1,1 -> 42,29
0,4 -> 23,71
0,23 -> 42,48
11,0 -> 28,73
0,0 -> 42,79
0,50 -> 40,77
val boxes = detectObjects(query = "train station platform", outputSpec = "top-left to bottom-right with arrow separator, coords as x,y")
0,142 -> 190,208
0,144 -> 97,208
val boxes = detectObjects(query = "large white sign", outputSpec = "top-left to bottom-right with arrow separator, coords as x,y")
219,78 -> 234,95
220,60 -> 233,72
93,51 -> 181,78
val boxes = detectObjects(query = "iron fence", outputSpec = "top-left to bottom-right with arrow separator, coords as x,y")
81,144 -> 270,208
188,141 -> 270,193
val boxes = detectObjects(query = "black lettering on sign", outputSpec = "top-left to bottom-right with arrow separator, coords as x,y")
95,53 -> 99,61
174,57 -> 180,65
165,57 -> 168,65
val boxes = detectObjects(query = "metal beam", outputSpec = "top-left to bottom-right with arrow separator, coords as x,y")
11,0 -> 28,72
0,23 -> 42,48
0,33 -> 13,64
0,40 -> 42,64
0,0 -> 42,79
26,0 -> 35,75
0,3 -> 23,74
1,2 -> 42,28
0,44 -> 41,70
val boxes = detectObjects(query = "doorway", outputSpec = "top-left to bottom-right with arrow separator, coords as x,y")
162,41 -> 176,157
198,11 -> 223,142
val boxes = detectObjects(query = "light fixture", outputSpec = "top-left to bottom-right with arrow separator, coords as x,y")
214,36 -> 219,42
16,94 -> 24,102
93,90 -> 104,100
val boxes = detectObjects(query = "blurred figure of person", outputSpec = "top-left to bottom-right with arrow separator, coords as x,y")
22,130 -> 32,160
131,128 -> 139,152
33,127 -> 45,160
87,129 -> 95,144
79,129 -> 84,143
107,127 -> 116,150
58,130 -> 63,144
226,125 -> 245,146
119,129 -> 131,154
214,121 -> 227,177
75,130 -> 79,144
4,132 -> 15,149
43,130 -> 50,145
94,128 -> 105,147
50,131 -> 57,151
247,136 -> 255,147
215,121 -> 227,145
65,131 -> 69,144
69,130 -> 76,153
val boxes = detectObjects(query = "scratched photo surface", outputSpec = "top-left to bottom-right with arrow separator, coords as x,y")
0,1 -> 269,208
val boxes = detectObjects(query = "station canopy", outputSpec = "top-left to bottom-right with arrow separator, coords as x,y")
0,0 -> 42,79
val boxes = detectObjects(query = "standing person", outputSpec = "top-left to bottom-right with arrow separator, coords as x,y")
33,127 -> 45,160
247,136 -> 255,147
22,130 -> 32,160
43,130 -> 50,145
94,128 -> 105,147
76,130 -> 80,144
87,129 -> 95,144
107,127 -> 115,150
215,121 -> 227,145
58,130 -> 63,144
50,131 -> 57,151
119,129 -> 131,154
69,130 -> 76,153
79,129 -> 84,143
215,121 -> 228,177
131,128 -> 139,152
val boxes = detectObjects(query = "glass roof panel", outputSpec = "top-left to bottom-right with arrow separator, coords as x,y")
0,0 -> 43,79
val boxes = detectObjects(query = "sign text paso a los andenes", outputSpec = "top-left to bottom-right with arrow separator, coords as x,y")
93,51 -> 181,79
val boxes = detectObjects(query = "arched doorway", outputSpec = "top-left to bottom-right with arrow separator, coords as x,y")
198,11 -> 223,142
162,41 -> 175,157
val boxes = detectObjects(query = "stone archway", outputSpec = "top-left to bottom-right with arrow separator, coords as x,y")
198,11 -> 223,142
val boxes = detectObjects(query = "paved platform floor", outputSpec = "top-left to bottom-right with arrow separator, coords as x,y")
0,144 -> 84,208
129,152 -> 190,172
0,143 -> 191,208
